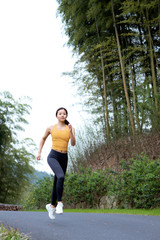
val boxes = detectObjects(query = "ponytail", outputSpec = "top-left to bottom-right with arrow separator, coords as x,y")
65,120 -> 70,125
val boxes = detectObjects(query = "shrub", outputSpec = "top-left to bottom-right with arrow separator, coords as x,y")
63,167 -> 110,208
24,154 -> 160,209
24,175 -> 53,210
0,224 -> 31,240
111,154 -> 160,208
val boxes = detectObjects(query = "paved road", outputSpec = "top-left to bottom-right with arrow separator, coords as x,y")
0,211 -> 160,240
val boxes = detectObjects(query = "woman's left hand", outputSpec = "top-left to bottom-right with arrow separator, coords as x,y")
68,124 -> 72,133
68,124 -> 76,146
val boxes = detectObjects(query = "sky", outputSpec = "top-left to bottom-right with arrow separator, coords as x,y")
0,0 -> 84,173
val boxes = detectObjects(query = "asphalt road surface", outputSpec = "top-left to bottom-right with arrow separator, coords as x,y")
0,211 -> 160,240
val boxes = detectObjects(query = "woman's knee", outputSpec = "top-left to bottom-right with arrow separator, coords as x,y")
57,174 -> 65,182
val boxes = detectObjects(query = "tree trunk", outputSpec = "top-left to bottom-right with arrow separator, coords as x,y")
129,61 -> 140,132
112,89 -> 119,137
111,0 -> 135,135
95,20 -> 110,139
148,25 -> 158,112
140,4 -> 159,113
159,2 -> 160,33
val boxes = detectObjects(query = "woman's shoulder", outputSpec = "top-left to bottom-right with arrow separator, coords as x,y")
47,124 -> 56,133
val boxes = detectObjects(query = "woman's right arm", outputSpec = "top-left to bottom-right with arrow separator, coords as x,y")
37,126 -> 51,161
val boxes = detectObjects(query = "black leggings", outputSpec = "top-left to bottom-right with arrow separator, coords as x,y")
47,149 -> 68,205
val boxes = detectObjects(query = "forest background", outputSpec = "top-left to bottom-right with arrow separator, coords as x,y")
0,0 -> 160,209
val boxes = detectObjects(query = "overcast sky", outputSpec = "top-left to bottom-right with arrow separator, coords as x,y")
0,0 -> 84,173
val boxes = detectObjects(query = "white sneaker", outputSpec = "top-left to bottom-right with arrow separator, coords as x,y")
46,204 -> 56,219
56,202 -> 63,214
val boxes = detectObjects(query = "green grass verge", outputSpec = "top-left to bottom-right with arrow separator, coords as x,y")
24,208 -> 160,216
64,208 -> 160,216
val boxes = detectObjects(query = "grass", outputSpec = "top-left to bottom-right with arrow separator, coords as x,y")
25,208 -> 160,216
64,208 -> 160,216
0,224 -> 31,240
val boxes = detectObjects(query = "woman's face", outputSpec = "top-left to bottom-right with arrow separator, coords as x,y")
56,109 -> 67,122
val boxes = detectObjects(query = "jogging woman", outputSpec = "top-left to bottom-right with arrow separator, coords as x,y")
37,107 -> 76,219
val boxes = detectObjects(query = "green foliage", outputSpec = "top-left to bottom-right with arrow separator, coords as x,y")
24,169 -> 109,209
110,154 -> 160,209
63,168 -> 109,207
24,154 -> 160,210
57,0 -> 160,138
0,224 -> 30,240
66,154 -> 160,209
24,175 -> 53,210
64,208 -> 160,216
0,91 -> 35,204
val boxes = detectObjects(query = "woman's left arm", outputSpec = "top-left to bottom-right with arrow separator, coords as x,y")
68,124 -> 76,146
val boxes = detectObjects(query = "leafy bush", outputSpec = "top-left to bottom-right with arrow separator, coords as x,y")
25,167 -> 110,209
0,224 -> 30,240
63,167 -> 110,208
24,154 -> 160,209
24,175 -> 53,210
110,154 -> 160,208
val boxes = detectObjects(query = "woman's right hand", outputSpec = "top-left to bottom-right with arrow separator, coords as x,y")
37,153 -> 41,161
36,126 -> 51,161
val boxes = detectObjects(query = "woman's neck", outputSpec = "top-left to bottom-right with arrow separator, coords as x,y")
57,121 -> 65,127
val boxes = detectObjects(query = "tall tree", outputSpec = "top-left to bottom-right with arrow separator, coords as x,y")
57,0 -> 160,139
0,91 -> 35,203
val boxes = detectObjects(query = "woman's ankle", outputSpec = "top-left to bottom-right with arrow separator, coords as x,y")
50,204 -> 55,208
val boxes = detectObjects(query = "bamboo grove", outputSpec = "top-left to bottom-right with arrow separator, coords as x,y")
57,0 -> 160,140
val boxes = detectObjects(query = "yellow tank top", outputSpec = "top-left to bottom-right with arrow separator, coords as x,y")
51,124 -> 70,152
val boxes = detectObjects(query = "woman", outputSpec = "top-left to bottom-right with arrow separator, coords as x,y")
37,107 -> 76,219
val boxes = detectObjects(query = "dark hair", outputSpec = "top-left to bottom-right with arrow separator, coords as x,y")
56,107 -> 70,125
